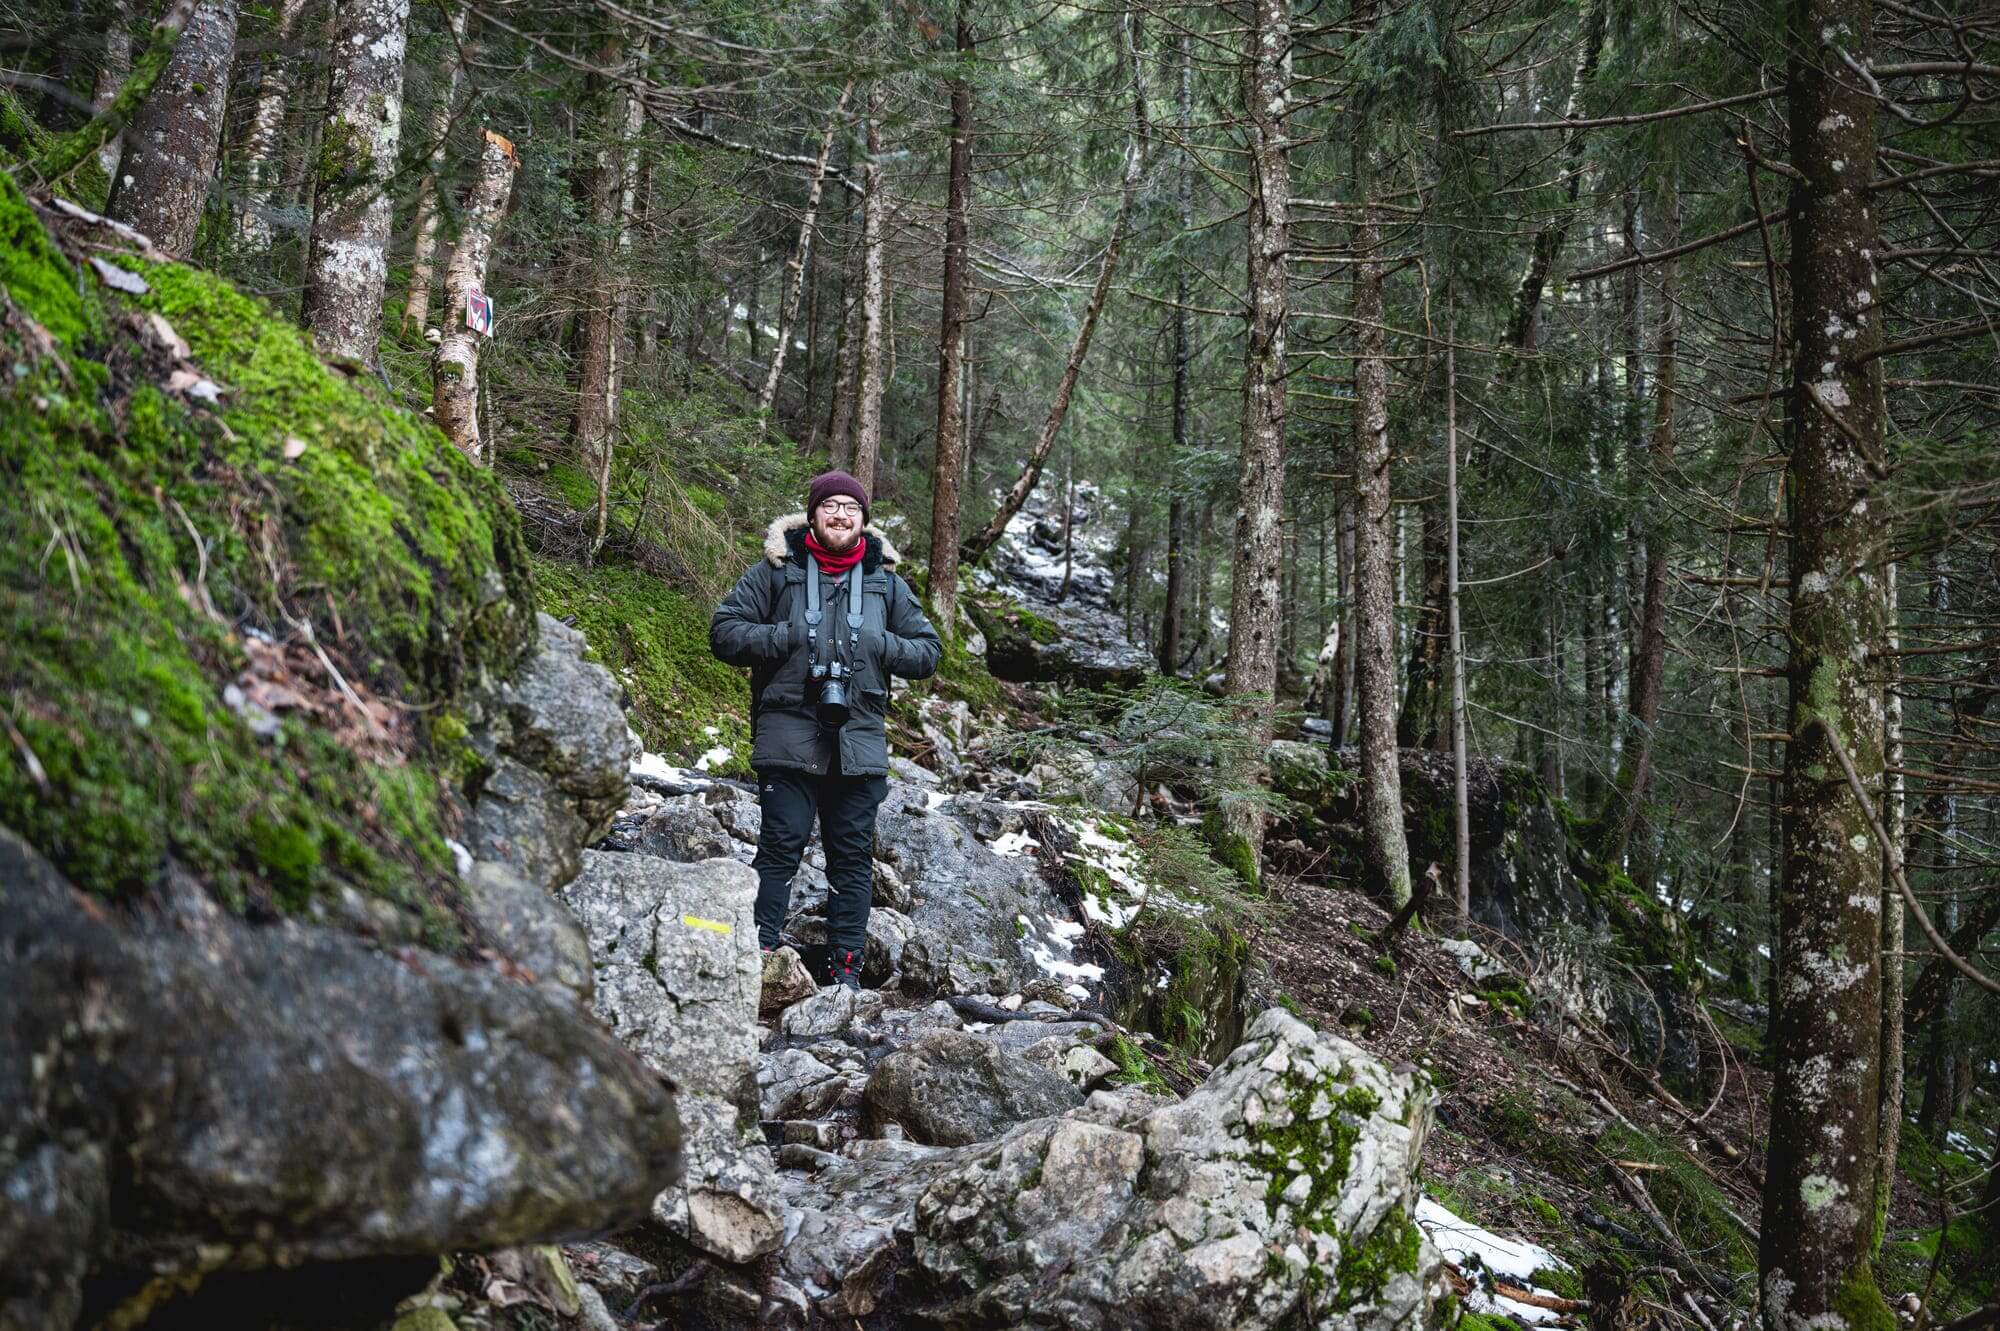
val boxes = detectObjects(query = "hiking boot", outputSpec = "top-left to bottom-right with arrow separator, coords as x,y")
828,950 -> 862,991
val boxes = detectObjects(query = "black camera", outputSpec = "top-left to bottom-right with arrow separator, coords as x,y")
811,659 -> 850,727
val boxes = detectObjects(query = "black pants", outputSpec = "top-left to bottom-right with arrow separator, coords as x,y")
751,762 -> 888,961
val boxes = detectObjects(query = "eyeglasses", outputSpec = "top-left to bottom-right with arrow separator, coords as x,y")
818,501 -> 864,517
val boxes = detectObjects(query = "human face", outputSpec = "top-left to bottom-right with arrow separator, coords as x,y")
812,498 -> 863,551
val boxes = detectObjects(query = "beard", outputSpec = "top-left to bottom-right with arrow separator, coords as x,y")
812,517 -> 860,551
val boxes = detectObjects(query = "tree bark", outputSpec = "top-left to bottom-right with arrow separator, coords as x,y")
400,2 -> 468,329
1220,0 -> 1291,875
238,0 -> 309,249
850,105 -> 887,491
1873,559 -> 1904,1256
301,0 -> 411,363
1350,21 -> 1412,910
104,0 -> 238,258
1447,330 -> 1471,930
1500,0 -> 1606,354
1760,0 -> 1896,1325
568,38 -> 626,481
433,128 -> 517,462
1158,30 -> 1194,676
1600,212 -> 1678,865
925,0 -> 975,631
92,0 -> 133,187
762,82 -> 854,424
959,29 -> 1146,568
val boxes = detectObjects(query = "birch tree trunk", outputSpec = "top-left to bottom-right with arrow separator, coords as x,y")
925,0 -> 976,632
433,128 -> 517,462
1760,0 -> 1895,1324
237,0 -> 308,249
594,65 -> 646,558
105,0 -> 238,258
301,0 -> 411,363
1350,37 -> 1413,910
401,3 -> 468,330
959,33 -> 1146,568
92,0 -> 132,187
761,82 -> 854,422
1220,0 -> 1290,875
849,106 -> 887,491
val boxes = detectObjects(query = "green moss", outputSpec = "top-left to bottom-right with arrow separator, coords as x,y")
1336,1207 -> 1424,1306
1830,1262 -> 1896,1331
1109,1034 -> 1170,1091
1524,1195 -> 1563,1228
1598,1122 -> 1756,1274
1373,953 -> 1399,978
0,168 -> 531,925
1528,1264 -> 1582,1300
1199,808 -> 1260,889
532,556 -> 751,770
544,460 -> 599,513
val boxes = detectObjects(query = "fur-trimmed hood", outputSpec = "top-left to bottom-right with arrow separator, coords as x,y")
762,512 -> 902,570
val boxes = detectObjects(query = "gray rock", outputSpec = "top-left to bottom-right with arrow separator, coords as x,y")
779,986 -> 884,1039
634,801 -> 736,863
758,1049 -> 845,1121
1023,1040 -> 1120,1092
468,614 -> 638,890
0,829 -> 678,1329
981,1018 -> 1107,1057
761,946 -> 819,1014
777,1008 -> 1443,1331
876,999 -> 964,1049
862,1031 -> 1085,1146
564,1241 -> 660,1307
463,860 -> 595,1008
558,851 -> 782,1264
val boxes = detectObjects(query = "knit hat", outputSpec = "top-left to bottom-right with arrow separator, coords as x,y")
807,470 -> 869,523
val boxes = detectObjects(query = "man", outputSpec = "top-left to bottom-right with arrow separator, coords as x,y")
709,471 -> 941,989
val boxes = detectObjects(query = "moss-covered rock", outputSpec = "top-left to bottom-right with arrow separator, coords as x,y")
0,175 -> 533,923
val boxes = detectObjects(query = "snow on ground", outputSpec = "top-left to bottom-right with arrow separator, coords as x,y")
1418,1195 -> 1572,1326
1057,814 -> 1151,930
629,750 -> 713,790
693,744 -> 734,771
990,829 -> 1040,858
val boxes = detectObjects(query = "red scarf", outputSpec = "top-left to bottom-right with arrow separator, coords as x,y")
804,530 -> 866,577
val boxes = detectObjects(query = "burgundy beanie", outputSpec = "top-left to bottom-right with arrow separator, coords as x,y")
807,470 -> 869,523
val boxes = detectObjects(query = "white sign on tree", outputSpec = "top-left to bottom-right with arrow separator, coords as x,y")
466,289 -> 494,337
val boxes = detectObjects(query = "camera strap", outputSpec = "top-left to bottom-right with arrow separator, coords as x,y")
804,559 -> 865,668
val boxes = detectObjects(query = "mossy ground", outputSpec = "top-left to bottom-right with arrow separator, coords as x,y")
531,555 -> 752,773
0,171 -> 530,926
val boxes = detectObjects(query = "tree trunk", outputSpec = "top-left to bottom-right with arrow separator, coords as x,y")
1220,0 -> 1290,875
569,41 -> 625,480
1349,28 -> 1412,910
1760,0 -> 1895,1324
1873,558 -> 1904,1255
1500,0 -> 1606,354
433,128 -> 517,462
92,0 -> 133,188
1600,218 -> 1678,865
959,20 -> 1146,568
1332,491 -> 1355,744
1158,31 -> 1194,677
238,0 -> 309,249
762,81 -> 854,423
105,0 -> 238,258
925,0 -> 975,630
850,105 -> 887,491
1447,329 -> 1470,930
400,3 -> 468,330
301,0 -> 410,363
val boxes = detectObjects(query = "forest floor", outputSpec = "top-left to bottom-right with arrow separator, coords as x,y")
1255,874 -> 1993,1331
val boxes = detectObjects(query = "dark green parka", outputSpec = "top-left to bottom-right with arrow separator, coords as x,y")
709,513 -> 942,777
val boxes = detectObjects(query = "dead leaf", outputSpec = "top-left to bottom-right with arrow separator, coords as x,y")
141,311 -> 190,359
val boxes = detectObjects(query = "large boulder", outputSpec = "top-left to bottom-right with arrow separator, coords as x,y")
776,1008 -> 1444,1330
0,829 -> 680,1331
558,851 -> 784,1265
468,614 -> 639,891
862,1031 -> 1085,1146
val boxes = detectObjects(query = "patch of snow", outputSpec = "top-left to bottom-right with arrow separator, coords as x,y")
630,750 -> 714,792
694,744 -> 734,772
702,725 -> 720,738
991,829 -> 1040,858
1417,1194 -> 1568,1282
445,837 -> 473,877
